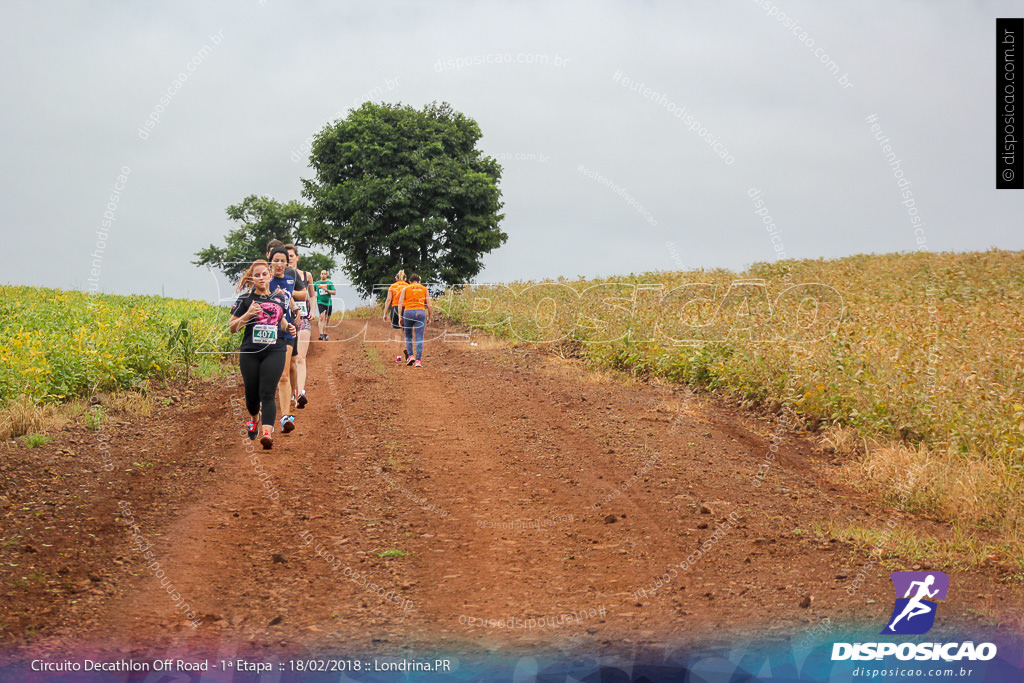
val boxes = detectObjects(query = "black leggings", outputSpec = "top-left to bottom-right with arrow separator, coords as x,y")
239,346 -> 287,426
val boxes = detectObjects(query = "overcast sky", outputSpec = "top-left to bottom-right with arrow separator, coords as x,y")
1,0 -> 1020,308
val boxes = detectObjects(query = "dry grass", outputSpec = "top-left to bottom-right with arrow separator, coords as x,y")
0,389 -> 153,440
536,354 -> 623,387
463,334 -> 514,353
107,390 -> 154,419
651,391 -> 706,423
819,424 -> 866,458
343,303 -> 383,319
847,440 -> 1022,533
0,396 -> 65,440
821,420 -> 1022,537
820,423 -> 1024,571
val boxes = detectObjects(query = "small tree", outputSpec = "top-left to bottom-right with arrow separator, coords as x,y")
301,101 -> 506,298
193,195 -> 335,282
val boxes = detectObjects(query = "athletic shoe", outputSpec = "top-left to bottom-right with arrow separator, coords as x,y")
395,355 -> 402,363
414,360 -> 423,368
281,415 -> 295,433
296,391 -> 307,409
246,420 -> 258,440
260,428 -> 273,450
406,356 -> 415,366
324,334 -> 329,341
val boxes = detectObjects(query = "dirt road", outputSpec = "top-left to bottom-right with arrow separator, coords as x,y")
1,318 -> 1020,662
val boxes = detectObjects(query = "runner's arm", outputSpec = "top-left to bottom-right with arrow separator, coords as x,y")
228,313 -> 250,335
396,289 -> 406,318
228,300 -> 260,334
306,273 -> 317,318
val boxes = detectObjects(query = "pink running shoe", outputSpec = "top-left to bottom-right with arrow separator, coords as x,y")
414,360 -> 423,368
395,355 -> 402,363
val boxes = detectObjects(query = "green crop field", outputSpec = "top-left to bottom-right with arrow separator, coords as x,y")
0,286 -> 236,405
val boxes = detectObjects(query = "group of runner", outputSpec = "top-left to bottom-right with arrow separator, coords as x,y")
229,244 -> 433,449
228,240 -> 336,449
381,269 -> 434,367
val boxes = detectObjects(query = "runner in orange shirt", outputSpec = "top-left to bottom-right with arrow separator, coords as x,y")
396,274 -> 433,367
381,270 -> 409,363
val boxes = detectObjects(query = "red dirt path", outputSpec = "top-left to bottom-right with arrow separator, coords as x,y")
1,318 -> 1020,663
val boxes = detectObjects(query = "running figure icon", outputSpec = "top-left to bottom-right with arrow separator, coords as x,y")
881,571 -> 949,635
887,574 -> 939,631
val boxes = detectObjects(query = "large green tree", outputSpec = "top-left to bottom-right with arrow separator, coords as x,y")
193,195 -> 336,282
301,101 -> 506,298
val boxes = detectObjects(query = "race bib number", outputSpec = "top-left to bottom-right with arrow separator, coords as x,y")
297,300 -> 308,316
253,324 -> 278,345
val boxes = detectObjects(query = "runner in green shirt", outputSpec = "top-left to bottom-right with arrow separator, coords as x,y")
313,270 -> 336,340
